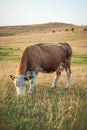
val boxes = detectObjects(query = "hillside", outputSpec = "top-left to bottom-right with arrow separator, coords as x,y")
0,22 -> 78,36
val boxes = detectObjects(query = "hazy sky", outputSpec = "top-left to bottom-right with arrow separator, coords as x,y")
0,0 -> 87,26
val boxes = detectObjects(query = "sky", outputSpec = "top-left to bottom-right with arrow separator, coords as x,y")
0,0 -> 87,26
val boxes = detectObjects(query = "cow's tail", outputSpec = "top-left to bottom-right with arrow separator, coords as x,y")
65,43 -> 72,59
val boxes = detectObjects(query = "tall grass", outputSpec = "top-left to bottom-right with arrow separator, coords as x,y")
0,76 -> 87,130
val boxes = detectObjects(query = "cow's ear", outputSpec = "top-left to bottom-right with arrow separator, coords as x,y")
29,75 -> 33,79
24,76 -> 29,81
9,75 -> 15,80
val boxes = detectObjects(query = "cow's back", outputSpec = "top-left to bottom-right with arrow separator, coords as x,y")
36,42 -> 72,60
23,43 -> 72,72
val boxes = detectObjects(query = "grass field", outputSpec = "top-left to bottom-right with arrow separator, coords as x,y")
0,23 -> 87,130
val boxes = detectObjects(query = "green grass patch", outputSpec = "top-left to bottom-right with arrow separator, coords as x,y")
72,54 -> 87,65
0,47 -> 20,62
0,51 -> 9,56
0,47 -> 20,51
0,55 -> 20,62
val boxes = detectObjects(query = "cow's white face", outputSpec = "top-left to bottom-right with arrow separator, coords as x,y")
10,75 -> 29,96
14,75 -> 27,96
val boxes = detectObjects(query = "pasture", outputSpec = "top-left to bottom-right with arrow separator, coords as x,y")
0,23 -> 87,130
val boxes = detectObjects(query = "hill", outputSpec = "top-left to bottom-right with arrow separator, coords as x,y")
0,22 -> 78,36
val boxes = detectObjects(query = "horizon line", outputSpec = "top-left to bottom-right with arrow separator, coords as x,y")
0,21 -> 86,27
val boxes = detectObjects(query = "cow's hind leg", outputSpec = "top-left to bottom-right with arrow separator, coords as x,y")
51,70 -> 61,88
66,68 -> 71,89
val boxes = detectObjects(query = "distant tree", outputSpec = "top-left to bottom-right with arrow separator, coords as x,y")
65,29 -> 68,31
84,28 -> 87,31
52,30 -> 55,33
71,27 -> 74,32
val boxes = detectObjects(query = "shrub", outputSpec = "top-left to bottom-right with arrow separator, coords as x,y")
84,28 -> 87,31
71,27 -> 74,32
65,29 -> 68,31
52,30 -> 55,33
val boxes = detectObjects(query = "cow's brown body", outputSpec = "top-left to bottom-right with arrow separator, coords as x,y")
10,43 -> 72,95
17,43 -> 72,75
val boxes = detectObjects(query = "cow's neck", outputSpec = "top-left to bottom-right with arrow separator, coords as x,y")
16,59 -> 27,76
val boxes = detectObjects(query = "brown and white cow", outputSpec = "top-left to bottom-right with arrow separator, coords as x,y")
10,43 -> 72,96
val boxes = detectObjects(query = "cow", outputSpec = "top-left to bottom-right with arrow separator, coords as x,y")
10,43 -> 72,96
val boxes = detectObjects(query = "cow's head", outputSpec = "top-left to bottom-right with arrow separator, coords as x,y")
9,74 -> 32,96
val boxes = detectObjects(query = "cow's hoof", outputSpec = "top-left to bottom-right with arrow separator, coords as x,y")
27,90 -> 32,94
50,86 -> 56,89
65,87 -> 70,90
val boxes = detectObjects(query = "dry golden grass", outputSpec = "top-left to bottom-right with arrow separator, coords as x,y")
0,30 -> 87,53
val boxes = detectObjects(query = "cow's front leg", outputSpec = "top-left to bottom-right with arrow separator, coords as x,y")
51,70 -> 61,88
28,72 -> 37,93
